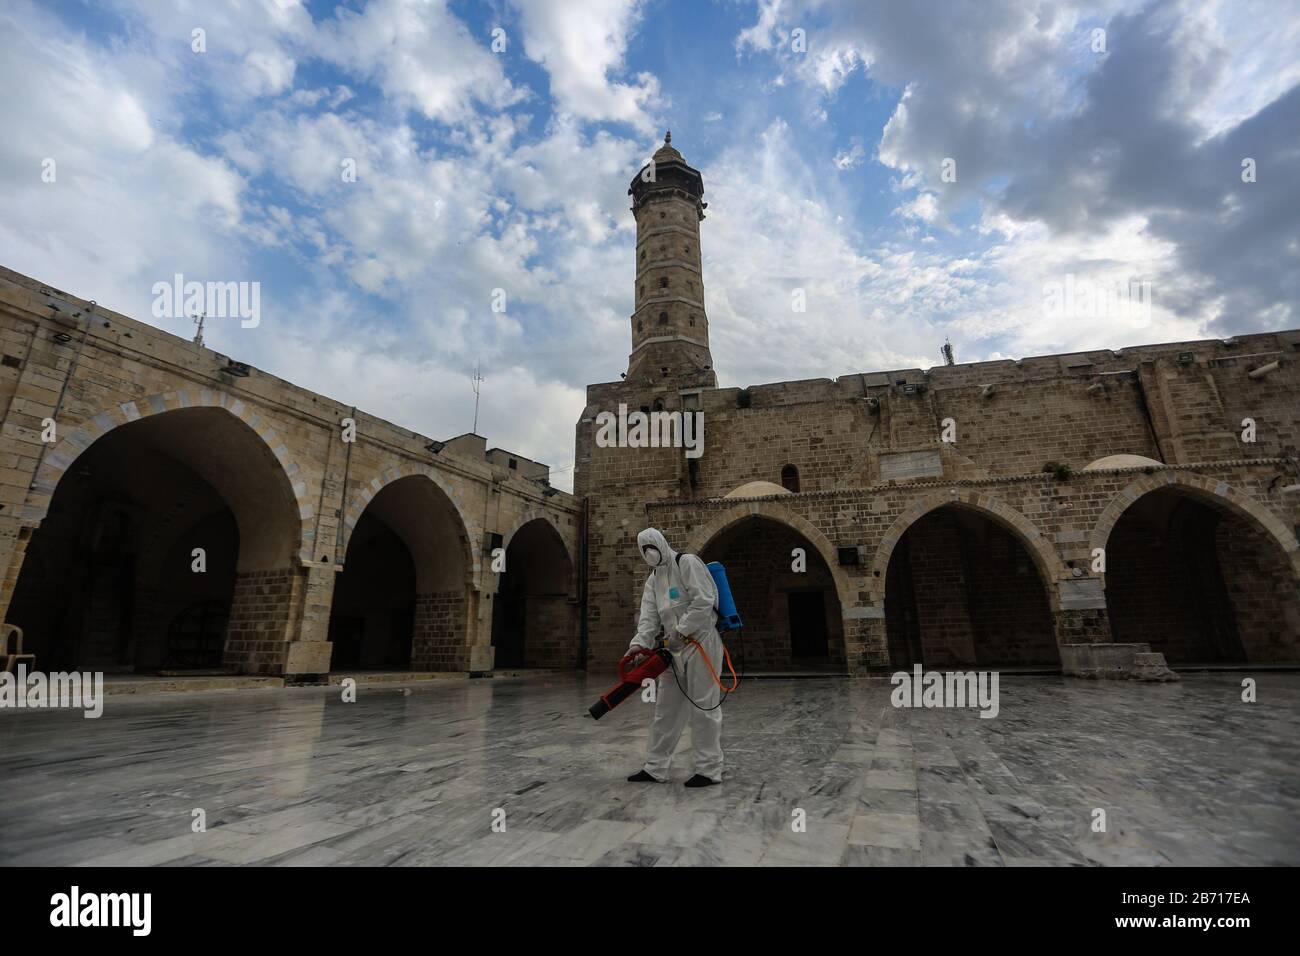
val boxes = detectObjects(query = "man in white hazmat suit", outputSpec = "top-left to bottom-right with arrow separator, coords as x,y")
625,527 -> 724,787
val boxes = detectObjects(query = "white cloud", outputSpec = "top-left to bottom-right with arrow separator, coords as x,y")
738,0 -> 1300,335
832,143 -> 865,170
0,2 -> 250,336
511,0 -> 659,131
315,0 -> 524,122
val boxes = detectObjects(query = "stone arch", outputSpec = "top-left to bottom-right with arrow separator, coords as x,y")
1092,473 -> 1300,662
499,511 -> 578,602
501,510 -> 571,561
10,395 -> 307,672
686,501 -> 851,670
28,388 -> 314,564
871,491 -> 1067,610
685,501 -> 852,608
339,464 -> 483,588
491,515 -> 579,668
331,470 -> 479,672
1090,473 -> 1300,580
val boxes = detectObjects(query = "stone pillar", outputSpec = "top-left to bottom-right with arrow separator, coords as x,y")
843,607 -> 888,675
223,567 -> 298,675
283,562 -> 337,679
1053,578 -> 1112,644
0,519 -> 33,621
1053,607 -> 1112,643
224,562 -> 337,679
411,589 -> 470,670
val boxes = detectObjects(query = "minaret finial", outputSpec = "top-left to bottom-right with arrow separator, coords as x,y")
664,130 -> 671,146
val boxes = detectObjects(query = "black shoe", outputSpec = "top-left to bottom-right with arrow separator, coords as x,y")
627,770 -> 659,783
684,774 -> 720,788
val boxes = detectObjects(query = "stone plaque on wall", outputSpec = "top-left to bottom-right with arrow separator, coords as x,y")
879,449 -> 943,481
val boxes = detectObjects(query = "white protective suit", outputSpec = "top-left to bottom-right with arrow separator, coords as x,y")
630,527 -> 724,783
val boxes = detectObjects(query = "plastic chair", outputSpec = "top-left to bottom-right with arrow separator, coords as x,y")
2,623 -> 35,674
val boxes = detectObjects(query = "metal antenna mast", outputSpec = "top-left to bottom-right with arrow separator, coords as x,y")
191,311 -> 206,348
471,360 -> 485,433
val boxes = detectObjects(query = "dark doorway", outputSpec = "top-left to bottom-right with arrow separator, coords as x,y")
491,573 -> 527,668
788,591 -> 828,660
883,506 -> 1058,669
699,516 -> 845,672
327,514 -> 416,670
489,519 -> 576,669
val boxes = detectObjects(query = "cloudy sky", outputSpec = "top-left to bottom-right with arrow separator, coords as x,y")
2,0 -> 1297,489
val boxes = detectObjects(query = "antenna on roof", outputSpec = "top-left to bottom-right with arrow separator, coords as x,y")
471,359 -> 485,434
941,338 -> 955,366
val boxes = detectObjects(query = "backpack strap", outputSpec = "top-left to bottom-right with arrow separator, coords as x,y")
673,553 -> 720,622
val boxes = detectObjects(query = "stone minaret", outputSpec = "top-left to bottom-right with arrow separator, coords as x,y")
626,132 -> 717,388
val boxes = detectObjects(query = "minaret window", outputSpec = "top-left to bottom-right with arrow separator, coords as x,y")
689,315 -> 696,327
639,285 -> 645,298
637,320 -> 643,332
659,277 -> 668,288
781,465 -> 800,493
658,312 -> 668,325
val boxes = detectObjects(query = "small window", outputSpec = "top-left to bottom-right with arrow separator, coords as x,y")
639,285 -> 645,298
658,312 -> 669,325
640,249 -> 646,260
781,464 -> 800,493
659,277 -> 668,288
689,315 -> 695,327
508,458 -> 518,470
659,211 -> 665,219
637,320 -> 643,332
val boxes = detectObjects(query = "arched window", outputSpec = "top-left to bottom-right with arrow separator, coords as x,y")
658,312 -> 669,325
659,276 -> 669,288
781,464 -> 800,493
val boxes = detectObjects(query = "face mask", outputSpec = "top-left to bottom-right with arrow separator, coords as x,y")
641,545 -> 662,567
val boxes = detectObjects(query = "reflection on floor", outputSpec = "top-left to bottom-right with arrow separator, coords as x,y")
1,672 -> 1296,866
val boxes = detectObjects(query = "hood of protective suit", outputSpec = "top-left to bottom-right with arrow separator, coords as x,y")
637,527 -> 676,569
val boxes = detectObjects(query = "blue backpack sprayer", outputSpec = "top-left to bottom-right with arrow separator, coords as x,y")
588,557 -> 742,719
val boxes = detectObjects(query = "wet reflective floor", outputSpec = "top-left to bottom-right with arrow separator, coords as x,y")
1,672 -> 1296,866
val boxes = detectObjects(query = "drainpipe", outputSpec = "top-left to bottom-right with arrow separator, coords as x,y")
579,495 -> 590,671
332,405 -> 357,562
1130,368 -> 1168,463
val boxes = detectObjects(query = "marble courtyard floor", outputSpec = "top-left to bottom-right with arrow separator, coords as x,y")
1,672 -> 1296,866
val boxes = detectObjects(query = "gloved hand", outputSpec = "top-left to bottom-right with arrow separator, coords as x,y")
664,629 -> 686,652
